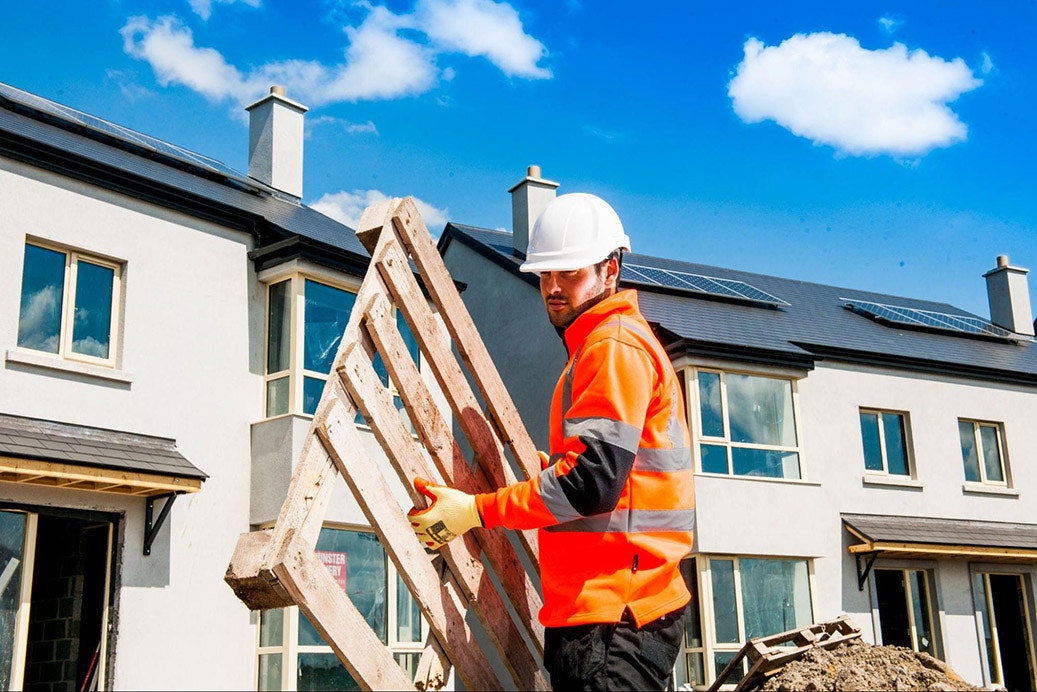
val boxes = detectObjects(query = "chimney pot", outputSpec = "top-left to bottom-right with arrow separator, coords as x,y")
270,85 -> 286,97
997,254 -> 1009,268
509,165 -> 559,258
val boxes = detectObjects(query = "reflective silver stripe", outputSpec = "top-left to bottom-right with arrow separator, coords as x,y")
633,446 -> 693,473
666,382 -> 685,446
563,417 -> 641,453
545,509 -> 696,534
538,466 -> 583,523
613,316 -> 656,345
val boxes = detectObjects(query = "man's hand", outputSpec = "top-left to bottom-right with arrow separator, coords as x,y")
408,478 -> 483,550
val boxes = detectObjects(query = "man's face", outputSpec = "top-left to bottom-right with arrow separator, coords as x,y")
539,260 -> 617,328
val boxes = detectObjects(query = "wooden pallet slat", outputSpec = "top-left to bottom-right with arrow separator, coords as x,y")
227,197 -> 545,690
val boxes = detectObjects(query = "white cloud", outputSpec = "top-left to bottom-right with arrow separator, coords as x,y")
878,16 -> 901,34
981,51 -> 994,75
121,1 -> 549,109
311,189 -> 450,232
308,115 -> 380,135
728,33 -> 982,157
415,0 -> 551,79
189,0 -> 261,22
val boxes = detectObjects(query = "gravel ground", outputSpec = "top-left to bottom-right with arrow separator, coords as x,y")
744,639 -> 985,692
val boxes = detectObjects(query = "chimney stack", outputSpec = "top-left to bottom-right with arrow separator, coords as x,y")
508,165 -> 559,258
246,86 -> 307,198
984,254 -> 1035,336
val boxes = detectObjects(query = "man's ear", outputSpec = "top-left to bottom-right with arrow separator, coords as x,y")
603,257 -> 620,289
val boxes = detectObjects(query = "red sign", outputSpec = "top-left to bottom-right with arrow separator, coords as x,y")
315,550 -> 347,593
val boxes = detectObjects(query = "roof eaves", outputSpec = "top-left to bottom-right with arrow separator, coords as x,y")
441,223 -> 539,290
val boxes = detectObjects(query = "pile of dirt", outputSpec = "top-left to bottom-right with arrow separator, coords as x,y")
745,638 -> 984,692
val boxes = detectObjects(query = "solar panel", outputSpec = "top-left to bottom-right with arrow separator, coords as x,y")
842,298 -> 1026,341
0,82 -> 259,189
623,262 -> 790,307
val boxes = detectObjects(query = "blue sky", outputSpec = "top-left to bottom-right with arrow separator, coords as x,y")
3,0 -> 1036,318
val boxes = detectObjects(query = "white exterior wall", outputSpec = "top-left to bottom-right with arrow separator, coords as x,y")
0,158 -> 260,689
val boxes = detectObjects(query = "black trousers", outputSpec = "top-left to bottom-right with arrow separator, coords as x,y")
543,604 -> 687,691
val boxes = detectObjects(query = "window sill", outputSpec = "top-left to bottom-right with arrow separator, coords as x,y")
695,472 -> 821,487
5,348 -> 132,384
862,474 -> 923,490
962,483 -> 1019,498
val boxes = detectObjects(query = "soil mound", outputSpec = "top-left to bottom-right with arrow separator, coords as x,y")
745,639 -> 983,692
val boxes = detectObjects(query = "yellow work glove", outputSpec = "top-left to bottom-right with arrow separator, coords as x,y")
408,477 -> 483,550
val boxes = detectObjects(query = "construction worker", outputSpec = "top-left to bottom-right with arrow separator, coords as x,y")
410,193 -> 695,690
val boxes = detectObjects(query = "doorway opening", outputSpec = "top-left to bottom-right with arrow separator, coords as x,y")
0,507 -> 117,691
976,571 -> 1036,691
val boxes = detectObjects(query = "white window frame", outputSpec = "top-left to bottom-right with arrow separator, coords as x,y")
18,239 -> 123,369
254,525 -> 429,690
858,408 -> 914,478
261,269 -> 420,423
686,368 -> 805,481
696,555 -> 816,689
958,419 -> 1009,487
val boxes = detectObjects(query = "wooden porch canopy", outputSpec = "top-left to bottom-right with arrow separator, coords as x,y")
0,413 -> 205,497
843,513 -> 1037,589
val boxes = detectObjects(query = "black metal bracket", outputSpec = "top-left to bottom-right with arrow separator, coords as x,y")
855,551 -> 880,591
144,492 -> 179,556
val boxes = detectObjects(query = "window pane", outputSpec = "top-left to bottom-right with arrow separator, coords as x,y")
304,376 -> 326,416
979,425 -> 1004,482
316,529 -> 387,641
726,374 -> 796,446
397,309 -> 420,365
396,571 -> 422,644
698,372 -> 724,437
881,413 -> 909,476
267,280 -> 291,374
258,654 -> 282,691
18,244 -> 66,353
731,448 -> 801,480
710,560 -> 738,643
682,559 -> 702,648
0,512 -> 28,691
266,376 -> 289,417
260,608 -> 284,647
959,421 -> 981,483
974,573 -> 998,684
860,413 -> 883,472
909,571 -> 935,655
298,653 -> 359,692
740,559 -> 812,640
713,652 -> 744,684
71,260 -> 114,358
685,652 -> 705,687
304,280 -> 356,374
394,653 -> 420,680
700,444 -> 728,474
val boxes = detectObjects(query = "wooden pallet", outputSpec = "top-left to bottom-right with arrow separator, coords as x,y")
708,615 -> 861,692
225,197 -> 548,690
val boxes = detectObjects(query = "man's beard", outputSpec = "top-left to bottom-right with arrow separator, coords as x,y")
547,288 -> 611,328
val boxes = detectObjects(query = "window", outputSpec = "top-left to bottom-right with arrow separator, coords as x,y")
693,370 -> 802,479
17,242 -> 122,367
859,410 -> 912,476
263,276 -> 419,419
873,568 -> 938,656
257,527 -> 426,691
675,559 -> 706,689
959,420 -> 1008,485
702,557 -> 813,686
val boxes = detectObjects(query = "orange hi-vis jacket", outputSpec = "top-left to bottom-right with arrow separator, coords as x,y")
476,290 -> 695,628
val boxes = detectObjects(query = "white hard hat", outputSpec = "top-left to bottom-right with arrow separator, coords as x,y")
519,193 -> 631,273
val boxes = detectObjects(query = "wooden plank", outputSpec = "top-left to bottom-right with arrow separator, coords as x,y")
314,384 -> 503,692
413,636 -> 450,691
361,291 -> 544,658
0,455 -> 203,495
356,198 -> 539,481
273,532 -> 415,692
381,198 -> 541,479
336,342 -> 546,687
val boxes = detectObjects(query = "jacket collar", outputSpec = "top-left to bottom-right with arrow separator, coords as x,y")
563,290 -> 640,356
